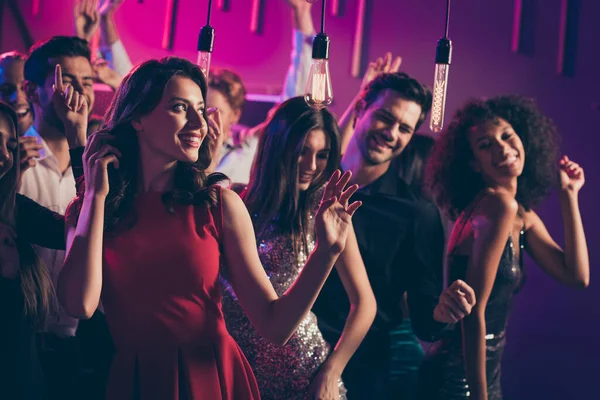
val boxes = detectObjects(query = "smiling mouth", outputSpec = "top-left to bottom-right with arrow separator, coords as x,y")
14,106 -> 30,119
299,173 -> 313,183
178,134 -> 202,148
496,154 -> 518,167
369,134 -> 394,150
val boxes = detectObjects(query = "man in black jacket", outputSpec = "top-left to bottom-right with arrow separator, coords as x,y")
313,72 -> 475,398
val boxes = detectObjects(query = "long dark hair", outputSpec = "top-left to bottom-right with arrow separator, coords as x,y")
427,95 -> 560,219
69,57 -> 225,233
244,97 -> 341,255
0,101 -> 52,326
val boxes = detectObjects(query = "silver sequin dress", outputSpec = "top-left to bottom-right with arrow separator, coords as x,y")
221,188 -> 347,399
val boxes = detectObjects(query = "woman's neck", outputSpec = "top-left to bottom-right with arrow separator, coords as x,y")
487,177 -> 518,198
138,147 -> 178,193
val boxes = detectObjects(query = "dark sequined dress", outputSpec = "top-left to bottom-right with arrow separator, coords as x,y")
221,188 -> 347,399
418,224 -> 525,400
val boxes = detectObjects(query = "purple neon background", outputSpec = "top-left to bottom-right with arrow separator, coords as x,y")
2,1 -> 598,398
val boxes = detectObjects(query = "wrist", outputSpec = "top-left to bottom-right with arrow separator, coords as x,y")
84,191 -> 107,203
101,12 -> 116,22
313,241 -> 341,260
291,7 -> 314,35
101,77 -> 120,91
321,357 -> 344,376
65,126 -> 88,149
351,95 -> 363,113
559,189 -> 579,204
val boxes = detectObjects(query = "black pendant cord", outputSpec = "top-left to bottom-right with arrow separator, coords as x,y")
207,0 -> 213,25
444,0 -> 451,38
320,0 -> 327,34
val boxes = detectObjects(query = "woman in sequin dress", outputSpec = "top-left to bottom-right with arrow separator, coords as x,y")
421,95 -> 590,400
57,57 -> 363,400
222,96 -> 376,400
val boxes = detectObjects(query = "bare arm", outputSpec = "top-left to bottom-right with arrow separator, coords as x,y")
462,192 -> 518,400
222,171 -> 361,345
59,195 -> 106,319
280,0 -> 315,100
308,225 -> 376,395
524,157 -> 589,288
337,101 -> 359,156
58,131 -> 121,319
100,1 -> 122,46
287,0 -> 314,35
98,1 -> 133,78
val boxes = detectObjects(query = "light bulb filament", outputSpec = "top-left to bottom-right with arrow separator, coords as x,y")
429,63 -> 449,132
312,73 -> 327,102
431,80 -> 446,125
304,59 -> 333,109
197,51 -> 212,79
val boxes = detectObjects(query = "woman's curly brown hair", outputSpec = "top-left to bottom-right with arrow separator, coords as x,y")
427,95 -> 560,219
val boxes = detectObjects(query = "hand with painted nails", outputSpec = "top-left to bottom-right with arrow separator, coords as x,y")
52,64 -> 89,148
314,170 -> 362,255
82,130 -> 121,199
559,155 -> 585,193
433,279 -> 477,324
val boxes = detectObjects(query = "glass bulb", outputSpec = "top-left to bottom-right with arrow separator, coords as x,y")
304,59 -> 333,109
429,63 -> 449,132
197,51 -> 212,79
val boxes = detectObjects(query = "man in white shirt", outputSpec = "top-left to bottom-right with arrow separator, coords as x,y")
206,67 -> 257,184
21,35 -> 94,400
281,0 -> 315,102
208,0 -> 315,185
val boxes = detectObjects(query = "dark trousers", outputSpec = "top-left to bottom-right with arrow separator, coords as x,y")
77,310 -> 115,400
343,356 -> 390,399
37,311 -> 114,400
37,333 -> 81,400
326,324 -> 424,400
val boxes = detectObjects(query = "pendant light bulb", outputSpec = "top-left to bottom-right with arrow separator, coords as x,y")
197,25 -> 215,79
304,33 -> 333,109
429,0 -> 453,132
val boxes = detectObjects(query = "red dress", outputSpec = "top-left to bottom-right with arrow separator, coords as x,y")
71,188 -> 260,399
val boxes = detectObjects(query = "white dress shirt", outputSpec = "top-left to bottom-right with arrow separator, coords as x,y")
20,126 -> 79,338
216,135 -> 259,185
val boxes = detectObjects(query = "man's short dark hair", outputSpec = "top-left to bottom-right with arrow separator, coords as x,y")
357,72 -> 433,131
24,36 -> 91,86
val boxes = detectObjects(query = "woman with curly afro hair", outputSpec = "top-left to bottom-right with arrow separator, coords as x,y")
418,95 -> 590,400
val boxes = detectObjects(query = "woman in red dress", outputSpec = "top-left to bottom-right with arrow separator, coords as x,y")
57,57 -> 361,400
